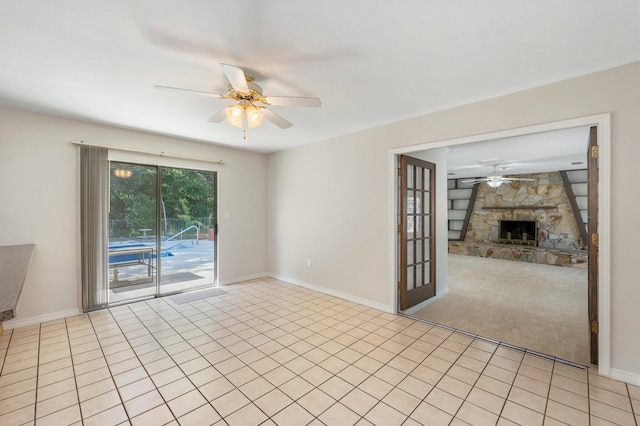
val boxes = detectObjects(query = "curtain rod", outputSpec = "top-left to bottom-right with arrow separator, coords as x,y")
71,140 -> 224,164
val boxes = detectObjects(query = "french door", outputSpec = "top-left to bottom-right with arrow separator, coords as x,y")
107,162 -> 217,305
399,155 -> 436,310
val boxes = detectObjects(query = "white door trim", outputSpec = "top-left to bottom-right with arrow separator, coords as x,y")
389,113 -> 611,377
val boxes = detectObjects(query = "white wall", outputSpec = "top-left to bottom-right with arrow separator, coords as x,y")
266,137 -> 391,310
0,108 -> 267,324
267,62 -> 640,377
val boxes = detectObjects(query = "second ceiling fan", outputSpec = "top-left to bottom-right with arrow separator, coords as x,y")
462,165 -> 534,188
155,63 -> 321,138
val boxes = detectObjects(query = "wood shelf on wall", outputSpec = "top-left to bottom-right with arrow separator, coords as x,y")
482,206 -> 557,210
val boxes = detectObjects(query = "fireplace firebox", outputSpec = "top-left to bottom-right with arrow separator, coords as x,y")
498,220 -> 537,246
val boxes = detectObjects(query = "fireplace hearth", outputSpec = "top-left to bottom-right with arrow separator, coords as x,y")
499,220 -> 537,246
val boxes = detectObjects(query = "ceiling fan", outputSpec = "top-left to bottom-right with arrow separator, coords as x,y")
462,165 -> 534,188
155,63 -> 321,139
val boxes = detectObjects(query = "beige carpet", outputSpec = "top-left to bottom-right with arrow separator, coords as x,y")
411,254 -> 589,364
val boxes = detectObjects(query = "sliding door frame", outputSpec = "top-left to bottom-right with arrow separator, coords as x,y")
106,153 -> 220,305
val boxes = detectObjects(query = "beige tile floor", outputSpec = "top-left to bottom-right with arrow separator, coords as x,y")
0,278 -> 638,426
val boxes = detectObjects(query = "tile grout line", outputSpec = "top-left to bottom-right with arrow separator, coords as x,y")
587,366 -> 593,425
181,288 -> 363,421
64,316 -> 87,423
498,344 -> 524,423
403,312 -> 590,370
85,311 -> 135,423
384,324 -> 485,423
541,354 -> 555,424
330,318 -> 434,424
124,299 -> 240,422
0,329 -> 12,375
5,279 -> 640,426
100,305 -> 181,424
137,298 -> 260,420
193,290 -> 427,423
452,338 -> 514,422
627,383 -> 639,426
181,290 -> 365,423
32,324 -> 41,422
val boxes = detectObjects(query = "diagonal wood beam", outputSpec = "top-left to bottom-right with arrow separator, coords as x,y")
559,170 -> 588,247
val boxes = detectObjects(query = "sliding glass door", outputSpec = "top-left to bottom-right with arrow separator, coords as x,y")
107,162 -> 216,305
159,167 -> 216,295
108,163 -> 158,303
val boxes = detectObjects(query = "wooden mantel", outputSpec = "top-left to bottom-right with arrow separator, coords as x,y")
482,206 -> 557,210
0,244 -> 35,335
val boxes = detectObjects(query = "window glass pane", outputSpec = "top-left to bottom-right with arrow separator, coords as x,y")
416,167 -> 422,190
407,165 -> 414,189
407,191 -> 414,214
416,240 -> 422,264
415,216 -> 422,238
424,262 -> 430,285
423,216 -> 430,236
109,163 -> 157,304
423,193 -> 429,212
407,241 -> 414,265
416,264 -> 422,288
424,241 -> 430,262
424,169 -> 430,188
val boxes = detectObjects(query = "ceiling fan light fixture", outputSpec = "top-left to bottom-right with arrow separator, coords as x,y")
246,106 -> 263,129
225,104 -> 245,128
487,180 -> 503,188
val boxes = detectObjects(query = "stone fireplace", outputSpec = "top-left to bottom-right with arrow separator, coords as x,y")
448,172 -> 587,267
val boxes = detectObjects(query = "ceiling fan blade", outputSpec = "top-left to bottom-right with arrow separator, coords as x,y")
461,178 -> 487,183
154,85 -> 226,98
220,63 -> 250,94
261,108 -> 293,129
264,96 -> 322,108
207,108 -> 227,123
502,178 -> 535,182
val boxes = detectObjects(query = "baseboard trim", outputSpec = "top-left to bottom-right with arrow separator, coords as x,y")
401,288 -> 450,316
218,272 -> 270,286
3,308 -> 84,330
268,273 -> 394,313
609,368 -> 640,387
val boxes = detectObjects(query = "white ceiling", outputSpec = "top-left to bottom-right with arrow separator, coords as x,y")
0,1 -> 639,154
444,126 -> 592,179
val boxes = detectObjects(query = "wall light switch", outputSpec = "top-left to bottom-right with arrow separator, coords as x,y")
307,259 -> 312,267
224,211 -> 230,219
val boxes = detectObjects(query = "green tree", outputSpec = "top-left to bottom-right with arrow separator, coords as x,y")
109,162 -> 215,238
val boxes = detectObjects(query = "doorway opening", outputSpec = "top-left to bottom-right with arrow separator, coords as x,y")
107,162 -> 217,305
391,115 -> 610,373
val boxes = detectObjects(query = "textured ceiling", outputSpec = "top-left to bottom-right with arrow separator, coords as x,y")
0,1 -> 639,153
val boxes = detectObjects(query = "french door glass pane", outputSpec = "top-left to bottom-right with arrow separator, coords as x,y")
407,266 -> 414,290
